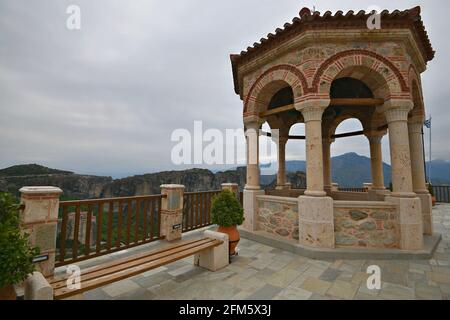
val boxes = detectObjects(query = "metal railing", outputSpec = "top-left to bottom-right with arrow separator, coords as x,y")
433,185 -> 450,203
337,187 -> 368,193
56,195 -> 165,267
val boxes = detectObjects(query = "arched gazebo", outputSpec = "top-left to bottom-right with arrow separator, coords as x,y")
231,7 -> 438,255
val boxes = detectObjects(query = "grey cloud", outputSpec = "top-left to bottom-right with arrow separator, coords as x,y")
1,0 -> 449,177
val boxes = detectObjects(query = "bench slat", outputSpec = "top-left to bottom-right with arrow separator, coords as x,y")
50,238 -> 214,289
49,237 -> 207,285
53,238 -> 222,299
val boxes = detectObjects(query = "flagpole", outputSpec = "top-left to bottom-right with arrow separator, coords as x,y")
422,126 -> 428,183
429,116 -> 432,184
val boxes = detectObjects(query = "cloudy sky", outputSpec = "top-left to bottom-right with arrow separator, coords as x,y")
1,0 -> 449,178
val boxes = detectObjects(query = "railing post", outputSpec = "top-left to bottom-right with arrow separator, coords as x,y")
221,183 -> 239,197
160,184 -> 184,242
19,186 -> 63,277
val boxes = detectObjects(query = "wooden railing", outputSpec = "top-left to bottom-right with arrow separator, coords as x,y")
433,185 -> 450,203
182,190 -> 221,232
56,195 -> 165,267
338,187 -> 368,193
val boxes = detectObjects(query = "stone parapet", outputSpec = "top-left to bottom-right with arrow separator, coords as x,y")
20,186 -> 62,277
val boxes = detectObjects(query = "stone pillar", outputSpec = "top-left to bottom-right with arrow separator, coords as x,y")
383,100 -> 423,250
322,138 -> 333,192
276,137 -> 288,190
409,119 -> 433,235
243,121 -> 264,232
245,121 -> 261,190
384,102 -> 415,197
297,102 -> 328,197
19,186 -> 62,277
296,99 -> 334,249
221,183 -> 239,197
366,132 -> 386,190
160,184 -> 184,242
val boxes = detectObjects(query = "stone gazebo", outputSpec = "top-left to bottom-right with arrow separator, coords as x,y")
231,7 -> 440,256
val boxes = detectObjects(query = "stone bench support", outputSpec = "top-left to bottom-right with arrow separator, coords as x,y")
194,230 -> 229,271
24,272 -> 53,300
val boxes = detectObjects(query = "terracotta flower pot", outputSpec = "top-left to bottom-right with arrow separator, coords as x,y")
217,225 -> 240,255
0,285 -> 16,300
432,196 -> 437,207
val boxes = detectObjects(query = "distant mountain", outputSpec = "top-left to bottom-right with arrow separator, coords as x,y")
0,164 -> 305,200
0,164 -> 73,177
281,153 -> 450,187
427,160 -> 450,185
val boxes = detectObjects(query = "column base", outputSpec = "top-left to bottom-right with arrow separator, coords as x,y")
298,196 -> 334,249
415,192 -> 433,235
386,196 -> 423,250
275,184 -> 289,190
391,192 -> 417,198
243,189 -> 265,232
304,190 -> 327,197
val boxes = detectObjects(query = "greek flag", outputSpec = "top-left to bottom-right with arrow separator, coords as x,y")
424,118 -> 431,129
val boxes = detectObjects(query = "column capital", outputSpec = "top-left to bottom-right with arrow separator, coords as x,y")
244,119 -> 264,130
381,99 -> 414,123
295,98 -> 330,122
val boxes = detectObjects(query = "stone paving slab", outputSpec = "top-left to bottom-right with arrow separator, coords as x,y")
69,204 -> 450,300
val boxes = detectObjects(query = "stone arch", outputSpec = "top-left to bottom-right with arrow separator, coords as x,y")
312,49 -> 409,99
324,113 -> 369,139
408,65 -> 425,119
244,65 -> 307,116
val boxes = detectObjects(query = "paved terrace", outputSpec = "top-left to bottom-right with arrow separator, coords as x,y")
63,204 -> 450,300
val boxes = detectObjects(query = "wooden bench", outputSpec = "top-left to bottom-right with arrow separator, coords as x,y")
46,231 -> 229,300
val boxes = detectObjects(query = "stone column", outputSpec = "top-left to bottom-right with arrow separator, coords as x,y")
322,138 -> 333,193
160,184 -> 184,242
245,121 -> 261,190
243,120 -> 264,232
384,102 -> 415,197
383,100 -> 423,250
366,133 -> 386,190
276,136 -> 288,190
296,99 -> 334,249
298,103 -> 327,197
409,119 -> 433,235
20,186 -> 63,277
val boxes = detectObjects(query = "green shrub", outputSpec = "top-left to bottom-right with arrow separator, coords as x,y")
211,190 -> 244,227
0,193 -> 39,288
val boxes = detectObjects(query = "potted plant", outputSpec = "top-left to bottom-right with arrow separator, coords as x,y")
428,183 -> 437,206
211,190 -> 244,255
0,193 -> 39,300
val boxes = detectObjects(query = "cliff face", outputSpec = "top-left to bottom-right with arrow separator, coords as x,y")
0,174 -> 113,199
0,164 -> 306,199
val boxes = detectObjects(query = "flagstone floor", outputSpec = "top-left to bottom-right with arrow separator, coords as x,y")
66,204 -> 450,300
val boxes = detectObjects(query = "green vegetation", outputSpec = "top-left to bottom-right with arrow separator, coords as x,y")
0,164 -> 73,177
0,193 -> 39,288
211,190 -> 244,227
428,183 -> 435,197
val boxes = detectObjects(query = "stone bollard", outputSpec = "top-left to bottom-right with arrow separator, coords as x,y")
160,184 -> 184,242
363,183 -> 373,191
221,183 -> 239,197
24,272 -> 53,300
19,186 -> 62,277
